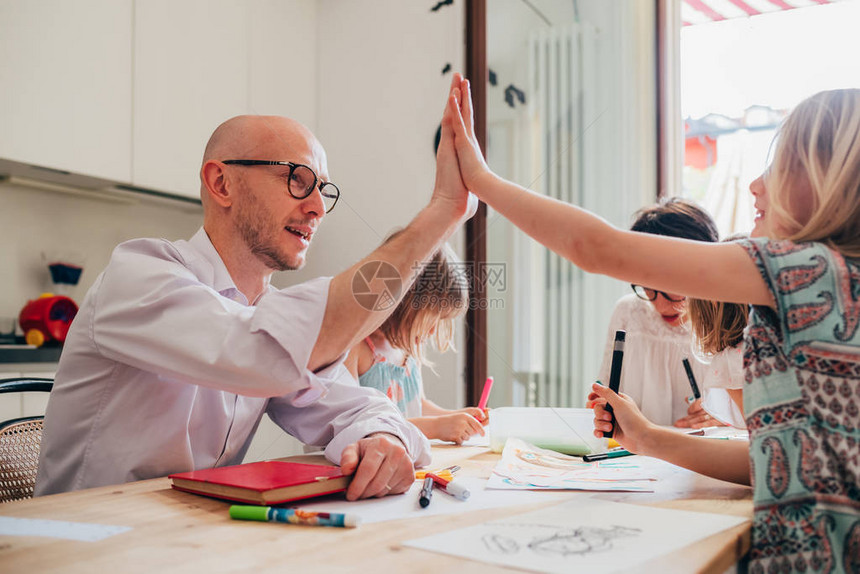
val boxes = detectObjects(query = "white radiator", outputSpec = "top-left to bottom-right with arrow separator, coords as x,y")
525,24 -> 599,408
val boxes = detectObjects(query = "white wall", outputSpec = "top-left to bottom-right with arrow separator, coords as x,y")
282,0 -> 467,409
483,0 -> 657,407
0,183 -> 202,319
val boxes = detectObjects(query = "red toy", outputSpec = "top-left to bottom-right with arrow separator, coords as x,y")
18,294 -> 78,347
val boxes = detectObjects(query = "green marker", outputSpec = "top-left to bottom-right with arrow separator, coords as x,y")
229,505 -> 360,528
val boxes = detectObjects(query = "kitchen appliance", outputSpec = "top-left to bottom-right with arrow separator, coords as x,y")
18,294 -> 78,347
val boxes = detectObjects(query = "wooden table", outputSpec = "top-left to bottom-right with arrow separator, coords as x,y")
0,444 -> 752,573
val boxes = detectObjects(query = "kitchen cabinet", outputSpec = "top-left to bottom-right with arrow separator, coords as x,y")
132,0 -> 318,199
0,0 -> 133,183
0,0 -> 317,200
132,0 -> 248,199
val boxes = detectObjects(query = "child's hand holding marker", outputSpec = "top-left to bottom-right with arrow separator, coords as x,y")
589,382 -> 655,455
674,398 -> 723,429
457,406 -> 489,425
673,357 -> 724,429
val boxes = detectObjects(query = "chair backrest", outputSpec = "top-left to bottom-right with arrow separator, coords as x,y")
0,378 -> 53,503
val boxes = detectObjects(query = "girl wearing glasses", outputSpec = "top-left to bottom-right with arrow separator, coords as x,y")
596,198 -> 721,428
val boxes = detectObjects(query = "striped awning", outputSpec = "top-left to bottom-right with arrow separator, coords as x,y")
682,0 -> 847,26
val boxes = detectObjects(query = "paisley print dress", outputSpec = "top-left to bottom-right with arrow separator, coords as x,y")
740,238 -> 859,574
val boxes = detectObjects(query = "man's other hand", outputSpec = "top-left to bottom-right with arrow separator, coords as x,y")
339,432 -> 414,500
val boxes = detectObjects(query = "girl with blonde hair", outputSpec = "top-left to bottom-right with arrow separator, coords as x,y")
345,241 -> 486,445
446,81 -> 860,572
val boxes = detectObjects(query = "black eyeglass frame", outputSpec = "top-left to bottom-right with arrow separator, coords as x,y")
222,159 -> 340,213
630,284 -> 687,303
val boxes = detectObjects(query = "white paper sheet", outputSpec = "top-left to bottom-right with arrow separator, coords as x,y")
403,498 -> 748,574
429,433 -> 490,447
0,516 -> 131,541
287,476 -> 567,524
486,438 -> 656,492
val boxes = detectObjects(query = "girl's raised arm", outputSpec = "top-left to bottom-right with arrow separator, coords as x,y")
447,80 -> 772,308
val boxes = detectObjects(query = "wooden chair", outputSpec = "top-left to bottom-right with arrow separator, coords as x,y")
0,378 -> 53,503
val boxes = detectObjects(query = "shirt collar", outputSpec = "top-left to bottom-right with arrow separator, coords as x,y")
186,228 -> 274,305
188,227 -> 243,299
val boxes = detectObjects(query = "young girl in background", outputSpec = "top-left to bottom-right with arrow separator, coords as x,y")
345,243 -> 487,445
597,198 -> 718,428
446,80 -> 860,573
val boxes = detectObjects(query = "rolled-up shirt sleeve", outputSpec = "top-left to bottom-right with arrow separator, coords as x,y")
90,238 -> 334,398
265,365 -> 432,467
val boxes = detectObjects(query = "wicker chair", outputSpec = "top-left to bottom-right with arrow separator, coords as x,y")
0,378 -> 53,503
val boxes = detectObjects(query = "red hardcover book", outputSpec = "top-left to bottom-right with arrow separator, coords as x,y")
169,461 -> 351,505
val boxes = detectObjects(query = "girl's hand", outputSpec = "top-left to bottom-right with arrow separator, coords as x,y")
589,382 -> 655,454
433,72 -> 478,222
448,77 -> 493,194
456,406 -> 489,425
433,412 -> 486,445
673,398 -> 724,429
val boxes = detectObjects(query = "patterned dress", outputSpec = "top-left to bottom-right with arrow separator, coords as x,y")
740,238 -> 860,574
357,337 -> 423,418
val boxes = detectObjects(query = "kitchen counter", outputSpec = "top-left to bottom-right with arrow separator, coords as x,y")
0,344 -> 62,364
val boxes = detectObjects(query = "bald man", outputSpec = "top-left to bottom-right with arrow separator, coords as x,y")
35,75 -> 476,497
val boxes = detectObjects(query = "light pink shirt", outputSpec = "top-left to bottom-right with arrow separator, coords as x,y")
35,228 -> 430,495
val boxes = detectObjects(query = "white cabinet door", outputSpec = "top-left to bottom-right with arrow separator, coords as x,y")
132,0 -> 249,199
0,0 -> 133,182
246,0 -> 318,129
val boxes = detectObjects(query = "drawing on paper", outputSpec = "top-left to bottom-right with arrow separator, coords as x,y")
481,523 -> 642,556
486,438 -> 656,492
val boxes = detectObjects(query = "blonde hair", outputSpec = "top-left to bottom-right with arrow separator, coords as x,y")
688,294 -> 749,357
766,89 -> 860,256
688,234 -> 749,356
379,242 -> 469,366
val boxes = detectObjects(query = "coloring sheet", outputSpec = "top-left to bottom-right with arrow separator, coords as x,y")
486,438 -> 656,492
403,497 -> 749,574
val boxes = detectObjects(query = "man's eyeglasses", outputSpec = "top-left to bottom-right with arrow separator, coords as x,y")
630,284 -> 686,303
222,160 -> 340,213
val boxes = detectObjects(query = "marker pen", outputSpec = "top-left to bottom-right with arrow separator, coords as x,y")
427,472 -> 470,501
229,505 -> 360,528
477,376 -> 494,411
682,358 -> 701,404
419,476 -> 434,508
414,469 -> 454,481
582,449 -> 633,462
603,330 -> 626,438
